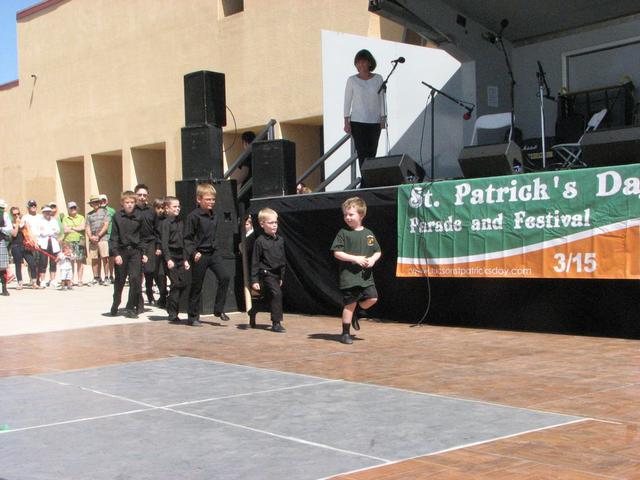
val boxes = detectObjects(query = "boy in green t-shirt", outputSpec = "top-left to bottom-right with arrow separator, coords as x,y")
330,197 -> 381,345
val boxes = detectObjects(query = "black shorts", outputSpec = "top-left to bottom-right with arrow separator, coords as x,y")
341,285 -> 378,306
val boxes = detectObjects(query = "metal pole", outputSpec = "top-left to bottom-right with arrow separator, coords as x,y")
430,90 -> 435,180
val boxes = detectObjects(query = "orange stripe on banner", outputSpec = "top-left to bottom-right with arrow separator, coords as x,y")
397,226 -> 640,279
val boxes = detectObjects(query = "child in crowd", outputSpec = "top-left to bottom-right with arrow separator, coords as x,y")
56,242 -> 74,290
109,191 -> 147,318
250,208 -> 286,332
160,196 -> 190,323
331,197 -> 381,344
184,183 -> 231,326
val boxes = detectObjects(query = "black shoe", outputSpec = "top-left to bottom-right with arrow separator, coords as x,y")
124,309 -> 138,319
215,312 -> 230,321
168,317 -> 182,324
249,313 -> 256,328
109,306 -> 118,316
1,290 -> 9,297
351,312 -> 361,331
272,322 -> 286,333
340,333 -> 353,345
188,319 -> 202,327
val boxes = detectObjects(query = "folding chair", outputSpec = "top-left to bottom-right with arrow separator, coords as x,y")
470,112 -> 513,145
551,108 -> 607,169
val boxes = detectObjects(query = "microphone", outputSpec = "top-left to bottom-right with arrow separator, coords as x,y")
463,105 -> 474,121
391,56 -> 405,64
481,31 -> 497,44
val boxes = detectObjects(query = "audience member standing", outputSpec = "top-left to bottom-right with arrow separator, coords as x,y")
37,205 -> 60,287
9,206 -> 37,289
0,200 -> 11,296
100,194 -> 116,284
62,201 -> 86,286
86,195 -> 111,285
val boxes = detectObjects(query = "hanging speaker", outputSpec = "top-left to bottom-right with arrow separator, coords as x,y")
184,71 -> 227,127
360,154 -> 424,187
252,140 -> 296,198
458,142 -> 522,178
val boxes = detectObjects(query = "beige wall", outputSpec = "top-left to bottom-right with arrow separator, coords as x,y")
0,0 -> 404,206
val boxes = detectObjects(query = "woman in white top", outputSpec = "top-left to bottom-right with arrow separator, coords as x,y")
37,206 -> 60,287
343,49 -> 387,186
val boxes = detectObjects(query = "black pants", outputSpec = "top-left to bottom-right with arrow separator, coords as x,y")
166,259 -> 188,319
38,239 -> 57,275
155,256 -> 168,302
11,244 -> 37,282
188,252 -> 231,320
113,249 -> 142,311
350,121 -> 381,187
141,242 -> 156,301
257,272 -> 283,324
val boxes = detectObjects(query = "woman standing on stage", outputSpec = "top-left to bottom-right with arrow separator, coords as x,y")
343,49 -> 386,186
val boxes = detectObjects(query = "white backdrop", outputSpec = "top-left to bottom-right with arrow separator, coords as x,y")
321,30 -> 474,190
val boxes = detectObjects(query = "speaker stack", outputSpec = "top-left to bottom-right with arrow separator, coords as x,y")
582,126 -> 640,167
177,70 -> 242,314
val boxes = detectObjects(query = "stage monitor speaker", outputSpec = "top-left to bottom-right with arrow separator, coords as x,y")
360,154 -> 424,187
181,124 -> 223,180
252,140 -> 296,198
458,142 -> 522,178
582,126 -> 640,167
184,71 -> 227,127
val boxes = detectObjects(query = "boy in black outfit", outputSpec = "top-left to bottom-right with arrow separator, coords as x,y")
250,208 -> 286,332
331,197 -> 381,344
184,183 -> 231,326
160,196 -> 190,323
109,191 -> 148,318
135,183 -> 157,309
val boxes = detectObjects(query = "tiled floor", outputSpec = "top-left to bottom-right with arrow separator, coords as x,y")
1,311 -> 639,479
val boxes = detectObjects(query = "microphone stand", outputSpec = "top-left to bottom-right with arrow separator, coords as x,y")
536,61 -> 555,169
378,61 -> 401,156
496,34 -> 516,142
421,81 -> 474,180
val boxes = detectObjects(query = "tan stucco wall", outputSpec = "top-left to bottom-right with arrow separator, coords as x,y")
0,0 -> 403,209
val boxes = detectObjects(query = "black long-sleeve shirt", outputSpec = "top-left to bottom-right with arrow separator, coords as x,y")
109,209 -> 143,256
136,204 -> 157,244
251,233 -> 286,283
161,216 -> 186,260
184,207 -> 218,257
155,215 -> 167,251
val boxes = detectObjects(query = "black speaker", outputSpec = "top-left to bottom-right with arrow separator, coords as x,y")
252,140 -> 296,198
582,126 -> 640,167
360,154 -> 424,187
184,71 -> 227,127
174,178 -> 242,313
181,124 -> 223,180
458,142 -> 523,178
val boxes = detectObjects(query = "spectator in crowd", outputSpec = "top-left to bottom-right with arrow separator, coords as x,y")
62,201 -> 86,286
0,200 -> 11,296
56,242 -> 74,290
9,206 -> 37,289
37,205 -> 60,287
86,194 -> 111,285
99,194 -> 115,284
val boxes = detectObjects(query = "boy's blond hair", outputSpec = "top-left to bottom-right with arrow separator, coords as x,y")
196,183 -> 216,198
120,190 -> 136,202
341,197 -> 367,216
258,208 -> 278,224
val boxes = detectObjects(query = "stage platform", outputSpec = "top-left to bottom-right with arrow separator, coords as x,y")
250,182 -> 639,339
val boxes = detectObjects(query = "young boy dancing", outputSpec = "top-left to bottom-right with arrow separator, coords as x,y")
184,183 -> 231,326
160,196 -> 190,324
250,208 -> 286,332
331,197 -> 381,344
109,191 -> 147,318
